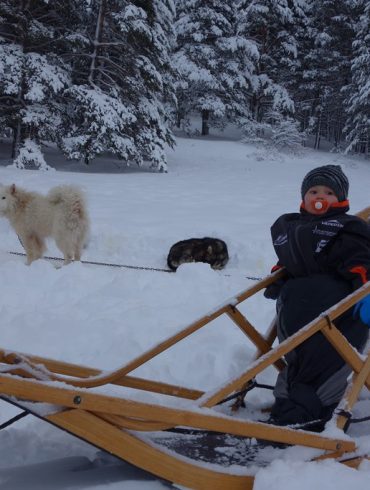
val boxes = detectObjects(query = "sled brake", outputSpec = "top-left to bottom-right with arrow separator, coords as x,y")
0,206 -> 369,490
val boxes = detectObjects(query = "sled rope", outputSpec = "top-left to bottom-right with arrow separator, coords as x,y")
336,408 -> 370,432
0,410 -> 29,430
165,411 -> 370,439
216,379 -> 274,405
7,251 -> 263,281
9,251 -> 175,273
165,417 -> 328,437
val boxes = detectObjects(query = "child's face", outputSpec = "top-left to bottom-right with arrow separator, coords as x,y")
303,185 -> 339,214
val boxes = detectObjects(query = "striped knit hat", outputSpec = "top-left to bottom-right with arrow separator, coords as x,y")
301,165 -> 349,202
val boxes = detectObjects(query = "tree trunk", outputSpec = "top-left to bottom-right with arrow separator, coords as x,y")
12,122 -> 22,159
314,112 -> 322,150
176,108 -> 184,128
201,110 -> 209,136
88,0 -> 106,86
12,2 -> 29,160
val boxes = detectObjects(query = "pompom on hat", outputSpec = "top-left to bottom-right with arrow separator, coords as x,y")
301,165 -> 349,202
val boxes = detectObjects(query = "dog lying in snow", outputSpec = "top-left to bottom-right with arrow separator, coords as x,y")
167,237 -> 229,271
0,183 -> 89,265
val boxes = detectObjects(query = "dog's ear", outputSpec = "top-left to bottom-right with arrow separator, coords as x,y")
10,184 -> 16,195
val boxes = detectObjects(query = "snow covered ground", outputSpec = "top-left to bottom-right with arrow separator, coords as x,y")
0,131 -> 369,489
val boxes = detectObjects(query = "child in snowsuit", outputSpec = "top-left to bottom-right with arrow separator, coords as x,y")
264,164 -> 370,429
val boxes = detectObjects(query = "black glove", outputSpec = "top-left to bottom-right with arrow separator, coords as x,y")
264,280 -> 284,300
264,264 -> 285,300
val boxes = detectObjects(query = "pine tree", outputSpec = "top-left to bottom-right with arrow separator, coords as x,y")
294,0 -> 361,149
344,1 -> 370,155
236,0 -> 306,123
269,111 -> 306,151
174,0 -> 257,135
61,0 -> 176,171
0,1 -> 72,168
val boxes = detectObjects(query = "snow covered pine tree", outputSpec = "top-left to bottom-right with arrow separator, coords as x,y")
0,1 -> 71,169
60,0 -> 176,171
174,0 -> 257,135
344,1 -> 370,155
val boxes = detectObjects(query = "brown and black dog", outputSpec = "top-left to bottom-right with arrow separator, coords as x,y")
167,237 -> 229,271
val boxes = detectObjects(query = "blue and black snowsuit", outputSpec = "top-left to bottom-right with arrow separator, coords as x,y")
265,205 -> 370,428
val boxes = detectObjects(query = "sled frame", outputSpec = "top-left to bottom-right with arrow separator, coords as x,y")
0,206 -> 369,490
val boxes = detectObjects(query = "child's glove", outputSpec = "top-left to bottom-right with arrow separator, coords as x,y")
264,281 -> 284,300
353,295 -> 370,327
264,264 -> 285,300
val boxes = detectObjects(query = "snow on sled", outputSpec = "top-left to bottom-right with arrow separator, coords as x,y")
0,207 -> 369,490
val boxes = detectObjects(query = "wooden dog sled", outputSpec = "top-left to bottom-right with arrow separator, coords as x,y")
0,207 -> 369,490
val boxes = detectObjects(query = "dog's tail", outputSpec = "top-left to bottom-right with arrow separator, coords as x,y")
47,185 -> 89,231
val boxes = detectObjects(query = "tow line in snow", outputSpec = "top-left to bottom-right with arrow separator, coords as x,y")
6,251 -> 262,281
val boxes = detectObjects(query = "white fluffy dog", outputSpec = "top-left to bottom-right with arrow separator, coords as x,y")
0,183 -> 89,264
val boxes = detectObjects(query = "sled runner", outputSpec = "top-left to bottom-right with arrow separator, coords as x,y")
0,207 -> 369,490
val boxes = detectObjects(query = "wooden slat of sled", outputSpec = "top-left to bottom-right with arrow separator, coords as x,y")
226,306 -> 285,371
339,455 -> 370,469
231,316 -> 279,411
321,319 -> 366,371
47,409 -> 255,490
320,318 -> 370,430
336,350 -> 370,430
95,412 -> 173,431
0,374 -> 354,452
321,319 -> 370,383
0,350 -> 203,400
357,205 -> 370,222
